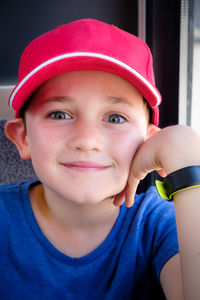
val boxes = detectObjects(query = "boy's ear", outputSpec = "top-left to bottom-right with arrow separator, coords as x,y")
5,118 -> 31,160
146,123 -> 160,139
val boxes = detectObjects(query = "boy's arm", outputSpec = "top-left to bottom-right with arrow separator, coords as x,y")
173,187 -> 200,299
160,185 -> 200,300
114,125 -> 200,299
160,253 -> 183,299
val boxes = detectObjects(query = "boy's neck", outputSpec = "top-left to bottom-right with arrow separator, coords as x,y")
29,183 -> 120,257
30,183 -> 119,228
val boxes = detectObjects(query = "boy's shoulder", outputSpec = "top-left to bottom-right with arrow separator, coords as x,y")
0,180 -> 38,210
122,186 -> 176,240
0,180 -> 38,191
0,181 -> 23,192
0,181 -> 38,232
0,181 -> 30,197
135,185 -> 175,215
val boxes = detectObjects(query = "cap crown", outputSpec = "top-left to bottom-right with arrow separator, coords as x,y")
9,19 -> 161,125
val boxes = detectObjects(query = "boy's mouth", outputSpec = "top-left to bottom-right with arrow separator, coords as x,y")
61,161 -> 111,172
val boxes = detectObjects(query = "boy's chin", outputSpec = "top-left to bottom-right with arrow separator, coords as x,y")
67,192 -> 115,206
63,183 -> 127,206
63,186 -> 124,206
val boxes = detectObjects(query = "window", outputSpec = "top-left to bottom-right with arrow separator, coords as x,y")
179,0 -> 200,132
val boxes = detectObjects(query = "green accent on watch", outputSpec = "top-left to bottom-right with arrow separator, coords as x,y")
155,180 -> 169,200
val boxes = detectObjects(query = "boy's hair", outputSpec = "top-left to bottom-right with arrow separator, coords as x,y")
8,19 -> 161,125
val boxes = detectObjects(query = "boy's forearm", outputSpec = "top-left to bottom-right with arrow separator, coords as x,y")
174,187 -> 200,300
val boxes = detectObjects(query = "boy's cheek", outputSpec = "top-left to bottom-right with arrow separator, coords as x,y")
114,143 -> 141,185
116,135 -> 145,163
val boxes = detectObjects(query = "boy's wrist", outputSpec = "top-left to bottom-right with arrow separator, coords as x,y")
155,165 -> 200,201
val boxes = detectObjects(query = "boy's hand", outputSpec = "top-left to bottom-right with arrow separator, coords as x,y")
113,125 -> 200,207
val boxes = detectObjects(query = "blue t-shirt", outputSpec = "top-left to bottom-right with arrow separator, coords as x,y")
0,181 -> 178,299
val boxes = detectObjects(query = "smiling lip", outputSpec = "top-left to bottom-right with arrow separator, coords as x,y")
61,161 -> 111,172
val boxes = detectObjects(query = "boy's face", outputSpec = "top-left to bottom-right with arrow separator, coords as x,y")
18,70 -> 152,204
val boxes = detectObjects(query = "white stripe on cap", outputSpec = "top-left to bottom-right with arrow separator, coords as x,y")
9,52 -> 161,109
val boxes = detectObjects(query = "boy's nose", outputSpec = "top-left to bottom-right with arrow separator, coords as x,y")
67,121 -> 104,153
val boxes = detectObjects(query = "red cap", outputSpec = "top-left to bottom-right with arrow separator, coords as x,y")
8,18 -> 161,125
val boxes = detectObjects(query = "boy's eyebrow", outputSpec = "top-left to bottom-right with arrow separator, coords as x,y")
42,96 -> 134,108
43,96 -> 74,104
107,96 -> 134,108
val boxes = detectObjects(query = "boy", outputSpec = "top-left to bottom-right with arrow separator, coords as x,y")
1,19 -> 200,299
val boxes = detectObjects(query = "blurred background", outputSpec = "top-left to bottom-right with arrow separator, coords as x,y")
0,0 -> 199,129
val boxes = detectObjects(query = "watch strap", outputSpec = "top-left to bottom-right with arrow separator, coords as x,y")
155,165 -> 200,200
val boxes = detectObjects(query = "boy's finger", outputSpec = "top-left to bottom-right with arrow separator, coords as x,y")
113,190 -> 126,206
125,179 -> 140,208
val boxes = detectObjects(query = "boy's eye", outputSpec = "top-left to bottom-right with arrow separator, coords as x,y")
106,114 -> 126,124
49,111 -> 71,120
